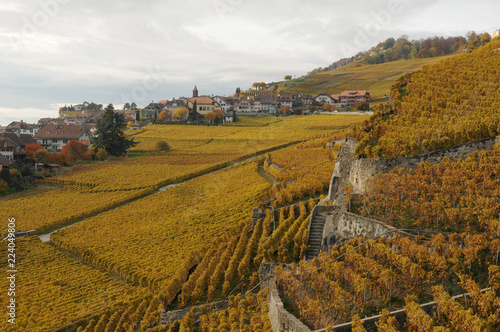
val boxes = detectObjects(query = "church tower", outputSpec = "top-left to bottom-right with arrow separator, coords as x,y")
193,85 -> 198,97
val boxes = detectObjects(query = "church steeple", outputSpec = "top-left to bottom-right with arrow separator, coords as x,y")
193,85 -> 198,97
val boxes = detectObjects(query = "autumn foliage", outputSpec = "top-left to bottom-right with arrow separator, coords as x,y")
358,146 -> 500,235
277,233 -> 500,330
352,39 -> 500,158
24,143 -> 47,158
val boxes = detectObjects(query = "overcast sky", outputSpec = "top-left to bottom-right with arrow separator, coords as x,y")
0,0 -> 499,125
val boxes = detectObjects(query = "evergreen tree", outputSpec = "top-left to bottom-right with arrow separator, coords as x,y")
0,168 -> 12,186
189,101 -> 198,121
135,110 -> 140,122
92,104 -> 136,156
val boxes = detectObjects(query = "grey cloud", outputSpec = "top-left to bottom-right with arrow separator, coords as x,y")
1,0 -> 499,124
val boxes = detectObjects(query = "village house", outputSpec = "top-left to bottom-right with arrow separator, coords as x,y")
224,110 -> 236,123
141,102 -> 165,120
0,133 -> 37,161
330,94 -> 341,104
213,96 -> 230,112
294,94 -> 313,106
63,114 -> 88,125
235,98 -> 254,112
38,118 -> 65,127
339,90 -> 371,106
276,92 -> 293,108
0,154 -> 13,169
6,121 -> 41,137
34,123 -> 92,152
164,98 -> 189,121
187,97 -> 219,116
253,95 -> 278,114
314,93 -> 334,105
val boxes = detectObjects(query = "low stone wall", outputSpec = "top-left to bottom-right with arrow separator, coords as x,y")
261,263 -> 312,332
268,281 -> 313,332
322,211 -> 397,253
349,136 -> 498,194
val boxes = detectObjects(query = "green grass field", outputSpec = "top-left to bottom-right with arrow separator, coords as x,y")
283,55 -> 458,101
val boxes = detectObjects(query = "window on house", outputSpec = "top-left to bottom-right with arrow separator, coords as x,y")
63,139 -> 68,143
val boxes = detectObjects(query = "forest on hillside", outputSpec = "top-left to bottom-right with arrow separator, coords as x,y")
309,31 -> 493,74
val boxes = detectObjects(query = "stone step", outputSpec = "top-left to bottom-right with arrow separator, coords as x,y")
310,224 -> 325,229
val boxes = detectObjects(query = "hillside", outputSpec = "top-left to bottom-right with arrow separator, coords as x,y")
353,39 -> 500,158
0,114 -> 368,332
281,55 -> 456,101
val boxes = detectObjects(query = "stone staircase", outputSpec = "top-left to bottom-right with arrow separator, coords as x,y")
251,207 -> 264,230
305,211 -> 327,261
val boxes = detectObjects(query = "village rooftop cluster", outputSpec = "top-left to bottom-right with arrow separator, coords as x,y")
0,87 -> 371,170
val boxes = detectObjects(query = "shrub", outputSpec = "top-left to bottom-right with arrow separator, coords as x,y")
96,149 -> 109,161
156,140 -> 171,152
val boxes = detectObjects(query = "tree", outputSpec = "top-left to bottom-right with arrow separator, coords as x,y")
159,110 -> 168,121
383,37 -> 396,50
156,140 -> 170,152
256,82 -> 267,90
25,143 -> 47,158
173,107 -> 189,120
235,87 -> 241,95
61,140 -> 93,161
204,112 -> 216,123
0,167 -> 12,186
322,104 -> 334,112
92,104 -> 136,156
131,102 -> 137,110
280,106 -> 291,115
35,149 -> 49,163
96,149 -> 108,161
123,102 -> 131,110
204,109 -> 223,124
354,102 -> 370,111
284,75 -> 292,81
189,101 -> 198,122
135,110 -> 140,121
481,32 -> 491,45
0,179 -> 8,194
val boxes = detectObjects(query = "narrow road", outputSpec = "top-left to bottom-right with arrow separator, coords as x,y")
37,140 -> 305,243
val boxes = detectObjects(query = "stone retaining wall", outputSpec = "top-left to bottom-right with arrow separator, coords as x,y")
261,263 -> 312,332
322,211 -> 397,252
348,136 -> 499,194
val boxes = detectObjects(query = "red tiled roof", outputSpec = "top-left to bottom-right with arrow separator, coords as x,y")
0,133 -> 36,148
34,124 -> 89,140
339,90 -> 370,97
187,97 -> 215,105
7,121 -> 39,130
